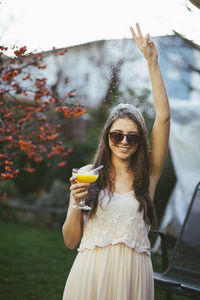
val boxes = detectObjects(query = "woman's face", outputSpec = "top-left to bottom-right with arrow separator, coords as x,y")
108,118 -> 139,162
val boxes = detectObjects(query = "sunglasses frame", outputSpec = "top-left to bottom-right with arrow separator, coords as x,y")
109,132 -> 140,146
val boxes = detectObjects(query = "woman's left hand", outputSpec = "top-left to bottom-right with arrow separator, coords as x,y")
130,23 -> 158,62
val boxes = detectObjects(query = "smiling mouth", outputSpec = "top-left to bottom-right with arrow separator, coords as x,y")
117,146 -> 131,151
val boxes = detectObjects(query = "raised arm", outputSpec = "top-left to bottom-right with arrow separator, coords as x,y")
130,23 -> 170,198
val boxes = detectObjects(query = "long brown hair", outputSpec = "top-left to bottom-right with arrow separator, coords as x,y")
86,103 -> 157,229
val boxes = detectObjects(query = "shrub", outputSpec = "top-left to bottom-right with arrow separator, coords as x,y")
36,180 -> 69,208
21,193 -> 38,204
44,141 -> 96,189
0,180 -> 19,197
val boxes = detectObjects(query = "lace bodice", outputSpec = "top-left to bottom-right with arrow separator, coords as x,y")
78,189 -> 151,255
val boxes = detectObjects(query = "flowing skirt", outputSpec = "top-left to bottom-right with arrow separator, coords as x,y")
62,243 -> 154,300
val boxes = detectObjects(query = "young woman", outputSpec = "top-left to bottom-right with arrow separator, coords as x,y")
62,23 -> 170,300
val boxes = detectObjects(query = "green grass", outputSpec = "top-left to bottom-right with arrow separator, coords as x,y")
0,220 -> 191,300
0,220 -> 77,300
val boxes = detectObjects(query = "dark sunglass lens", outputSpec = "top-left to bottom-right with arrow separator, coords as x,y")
127,134 -> 140,145
110,132 -> 123,144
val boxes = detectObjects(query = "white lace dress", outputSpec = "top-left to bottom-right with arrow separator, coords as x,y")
62,190 -> 154,300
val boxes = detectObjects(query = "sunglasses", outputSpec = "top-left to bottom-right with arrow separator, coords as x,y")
109,132 -> 140,146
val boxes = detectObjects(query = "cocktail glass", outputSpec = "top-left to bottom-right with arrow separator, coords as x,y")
72,167 -> 99,210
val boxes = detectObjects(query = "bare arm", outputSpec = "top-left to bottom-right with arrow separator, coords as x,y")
148,59 -> 170,198
62,177 -> 90,249
130,23 -> 170,198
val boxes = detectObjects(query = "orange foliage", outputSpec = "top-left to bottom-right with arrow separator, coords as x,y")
0,45 -> 86,182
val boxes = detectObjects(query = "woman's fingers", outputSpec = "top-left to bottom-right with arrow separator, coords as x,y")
130,23 -> 150,43
142,33 -> 150,47
130,23 -> 158,60
70,184 -> 89,193
70,181 -> 90,201
148,39 -> 154,47
130,26 -> 139,43
130,23 -> 150,50
130,23 -> 144,42
70,186 -> 89,196
73,190 -> 88,200
136,22 -> 143,39
70,181 -> 90,190
71,188 -> 89,202
69,175 -> 77,184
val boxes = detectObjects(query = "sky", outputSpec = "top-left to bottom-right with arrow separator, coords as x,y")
0,0 -> 200,53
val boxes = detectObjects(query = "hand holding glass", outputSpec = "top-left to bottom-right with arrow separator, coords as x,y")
72,168 -> 99,210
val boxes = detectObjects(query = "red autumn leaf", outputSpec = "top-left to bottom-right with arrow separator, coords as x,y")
23,73 -> 31,80
24,167 -> 35,173
58,161 -> 66,167
38,65 -> 46,69
67,91 -> 75,98
0,192 -> 7,201
14,46 -> 27,57
67,148 -> 73,153
49,98 -> 57,102
57,50 -> 67,55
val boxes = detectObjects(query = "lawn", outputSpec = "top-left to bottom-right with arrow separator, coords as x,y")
0,220 -> 190,300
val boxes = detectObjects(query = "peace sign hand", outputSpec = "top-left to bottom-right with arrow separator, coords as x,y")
130,23 -> 158,62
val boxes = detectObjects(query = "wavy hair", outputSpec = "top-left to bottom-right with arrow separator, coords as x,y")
86,103 -> 157,229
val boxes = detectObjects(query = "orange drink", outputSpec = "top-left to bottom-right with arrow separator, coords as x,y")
74,173 -> 99,183
72,167 -> 100,210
